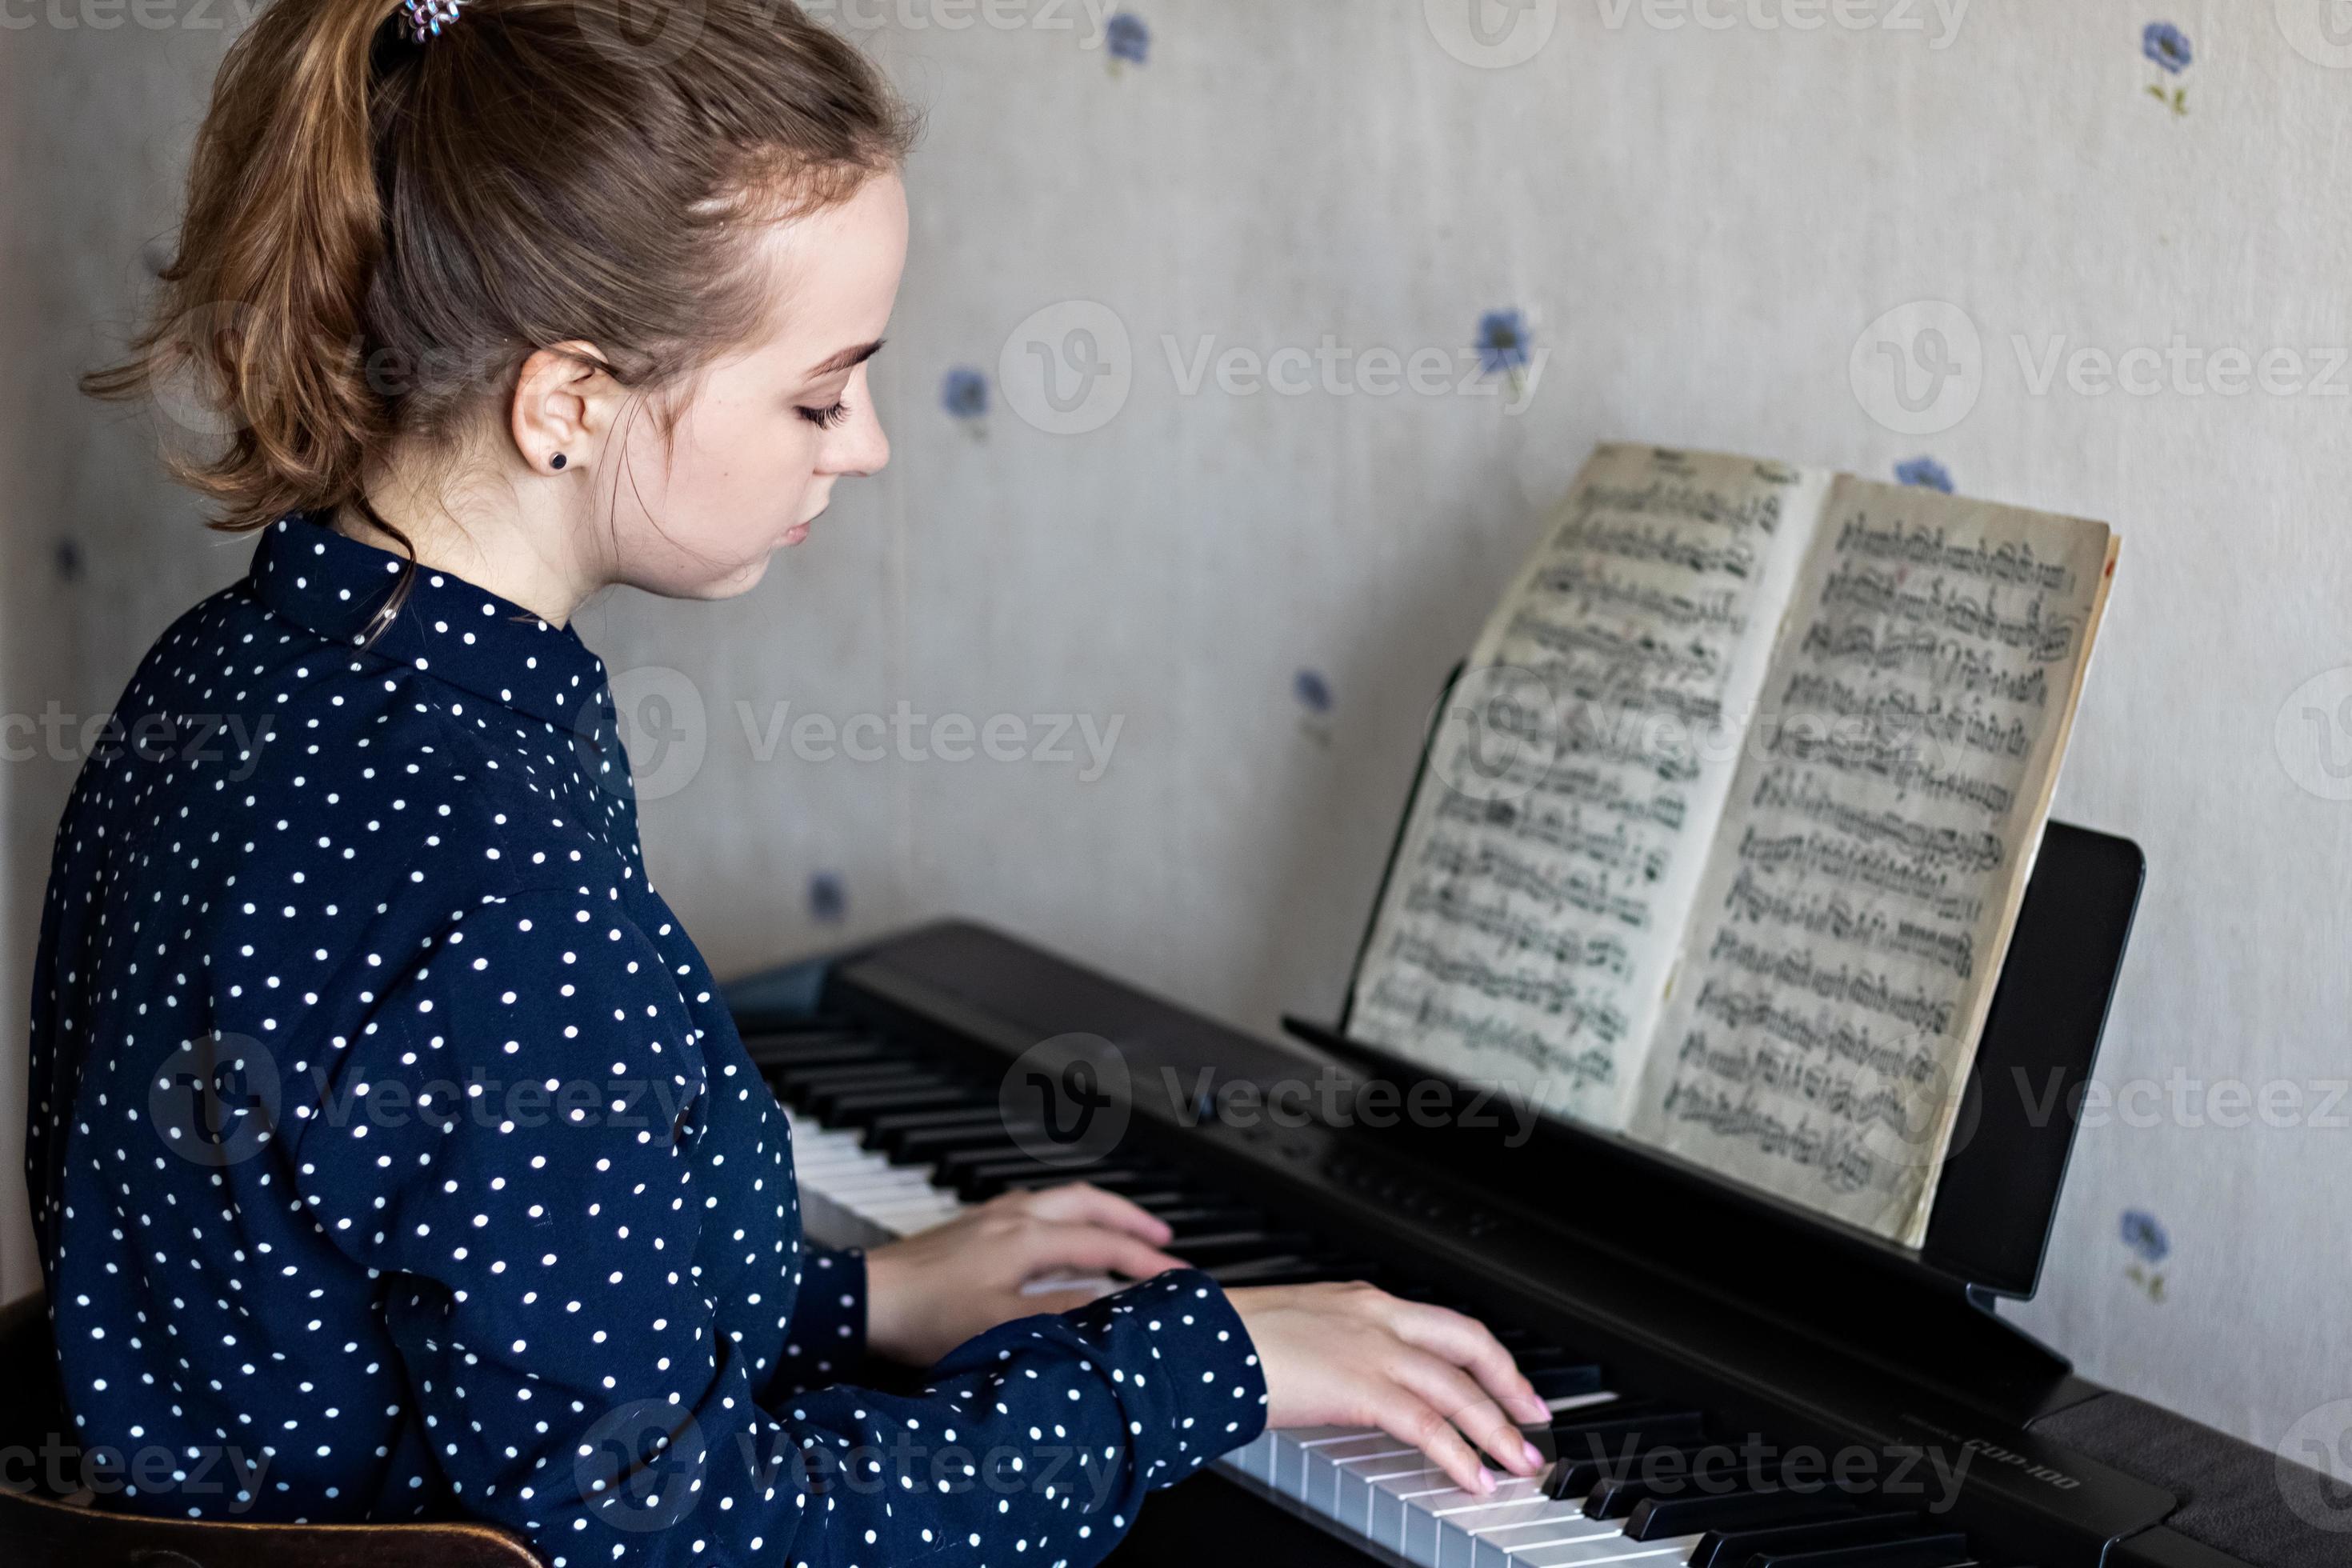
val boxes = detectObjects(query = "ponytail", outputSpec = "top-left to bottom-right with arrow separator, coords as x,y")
85,0 -> 916,554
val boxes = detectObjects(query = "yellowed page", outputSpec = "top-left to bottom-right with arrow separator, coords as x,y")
1350,444 -> 1833,1130
1626,475 -> 2117,1244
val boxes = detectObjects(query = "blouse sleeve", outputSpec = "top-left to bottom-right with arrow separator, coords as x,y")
287,886 -> 1266,1568
763,1244 -> 867,1397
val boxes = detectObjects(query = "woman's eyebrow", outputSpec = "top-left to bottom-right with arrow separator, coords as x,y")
806,338 -> 886,378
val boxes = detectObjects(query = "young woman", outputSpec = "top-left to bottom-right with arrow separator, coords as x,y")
27,0 -> 1552,1562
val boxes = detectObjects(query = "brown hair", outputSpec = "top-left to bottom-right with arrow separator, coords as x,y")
84,0 -> 914,578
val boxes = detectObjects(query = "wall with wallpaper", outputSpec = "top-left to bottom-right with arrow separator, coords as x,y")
6,0 -> 2352,1472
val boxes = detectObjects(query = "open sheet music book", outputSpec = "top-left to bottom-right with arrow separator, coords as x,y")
1347,443 -> 2118,1246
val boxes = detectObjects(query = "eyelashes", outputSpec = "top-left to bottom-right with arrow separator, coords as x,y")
798,401 -> 852,430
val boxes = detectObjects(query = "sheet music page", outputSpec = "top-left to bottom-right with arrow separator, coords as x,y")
1349,445 -> 1834,1130
1625,476 -> 2117,1244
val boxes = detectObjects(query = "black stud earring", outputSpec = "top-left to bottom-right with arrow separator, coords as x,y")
550,454 -> 567,471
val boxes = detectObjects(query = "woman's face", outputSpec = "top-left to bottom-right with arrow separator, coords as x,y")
602,170 -> 909,600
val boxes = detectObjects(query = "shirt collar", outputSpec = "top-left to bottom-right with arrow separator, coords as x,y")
246,510 -> 614,734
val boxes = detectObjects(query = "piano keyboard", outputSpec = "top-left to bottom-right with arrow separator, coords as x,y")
762,1024 -> 2005,1568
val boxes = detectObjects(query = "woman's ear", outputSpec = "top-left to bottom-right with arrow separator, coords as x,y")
510,342 -> 615,475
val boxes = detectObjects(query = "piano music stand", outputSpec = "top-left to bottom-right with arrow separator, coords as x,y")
1293,663 -> 2143,1310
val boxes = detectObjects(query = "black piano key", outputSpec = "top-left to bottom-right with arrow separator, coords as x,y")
806,1076 -> 963,1122
772,1062 -> 930,1104
747,1031 -> 882,1064
1550,1400 -> 1705,1450
1153,1206 -> 1267,1238
1545,1444 -> 1695,1501
890,1123 -> 1042,1165
974,1166 -> 1157,1203
1748,1535 -> 1971,1568
1204,1254 -> 1338,1286
1622,1487 -> 1855,1541
770,1054 -> 919,1083
1109,1188 -> 1200,1211
1690,1511 -> 1928,1568
866,1106 -> 1013,1154
823,1088 -> 974,1125
1526,1362 -> 1607,1401
979,1166 -> 1165,1198
1585,1474 -> 1671,1519
1158,1230 -> 1311,1266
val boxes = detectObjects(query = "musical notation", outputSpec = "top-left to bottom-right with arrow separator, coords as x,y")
1351,447 -> 2113,1246
1352,446 -> 1830,1127
1631,482 -> 2114,1242
1835,514 -> 2078,592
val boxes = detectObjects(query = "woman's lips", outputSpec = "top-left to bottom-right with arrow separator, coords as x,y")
783,522 -> 810,546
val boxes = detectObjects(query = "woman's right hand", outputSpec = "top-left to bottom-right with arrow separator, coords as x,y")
1226,1281 -> 1553,1496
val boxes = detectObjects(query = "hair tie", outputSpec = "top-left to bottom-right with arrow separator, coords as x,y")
398,0 -> 462,42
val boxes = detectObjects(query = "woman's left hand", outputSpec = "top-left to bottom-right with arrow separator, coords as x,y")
862,1182 -> 1189,1366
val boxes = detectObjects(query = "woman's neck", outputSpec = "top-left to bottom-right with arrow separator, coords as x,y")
332,466 -> 598,628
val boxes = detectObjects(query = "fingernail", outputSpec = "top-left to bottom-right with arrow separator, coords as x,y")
1475,1466 -> 1496,1494
1520,1439 -> 1544,1470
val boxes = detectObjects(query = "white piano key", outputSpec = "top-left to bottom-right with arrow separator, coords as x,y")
1299,1431 -> 1395,1514
784,1077 -> 1700,1568
1510,1530 -> 1697,1566
1370,1465 -> 1450,1557
1430,1486 -> 1554,1568
1223,1431 -> 1276,1482
1469,1506 -> 1602,1568
1332,1442 -> 1418,1538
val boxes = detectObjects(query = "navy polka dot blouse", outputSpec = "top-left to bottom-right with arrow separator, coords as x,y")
26,511 -> 1268,1565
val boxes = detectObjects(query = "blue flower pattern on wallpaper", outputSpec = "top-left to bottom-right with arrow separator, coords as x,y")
1106,12 -> 1149,72
1477,308 -> 1534,403
2143,22 -> 2190,116
1294,667 -> 1334,746
808,870 -> 847,924
2122,1207 -> 2170,1302
941,365 -> 990,439
1894,456 -> 1954,493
